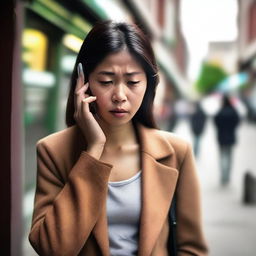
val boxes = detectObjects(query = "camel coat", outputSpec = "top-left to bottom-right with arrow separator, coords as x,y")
29,124 -> 208,256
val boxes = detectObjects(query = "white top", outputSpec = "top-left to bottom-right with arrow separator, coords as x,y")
107,171 -> 142,256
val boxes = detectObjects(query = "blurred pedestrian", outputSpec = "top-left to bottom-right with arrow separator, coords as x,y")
214,95 -> 240,186
189,102 -> 207,157
28,20 -> 208,255
167,102 -> 178,131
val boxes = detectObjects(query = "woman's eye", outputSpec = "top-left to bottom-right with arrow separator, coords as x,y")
99,81 -> 112,85
127,81 -> 140,85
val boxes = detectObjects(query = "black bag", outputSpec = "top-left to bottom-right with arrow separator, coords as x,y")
169,195 -> 177,256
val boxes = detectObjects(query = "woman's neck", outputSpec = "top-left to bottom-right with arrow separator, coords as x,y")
99,120 -> 138,150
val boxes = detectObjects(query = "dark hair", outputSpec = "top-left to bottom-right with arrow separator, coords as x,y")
222,95 -> 232,107
66,20 -> 159,128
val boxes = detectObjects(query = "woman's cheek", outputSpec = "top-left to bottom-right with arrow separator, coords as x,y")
95,96 -> 108,110
133,88 -> 146,105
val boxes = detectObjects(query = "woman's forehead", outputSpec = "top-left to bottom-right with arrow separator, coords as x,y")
94,51 -> 145,74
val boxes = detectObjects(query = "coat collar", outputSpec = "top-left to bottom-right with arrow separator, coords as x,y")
136,124 -> 178,255
90,123 -> 178,256
136,123 -> 175,159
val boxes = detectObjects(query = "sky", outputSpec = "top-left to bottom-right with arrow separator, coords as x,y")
180,0 -> 238,81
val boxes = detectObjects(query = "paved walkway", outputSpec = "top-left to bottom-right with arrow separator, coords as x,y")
174,118 -> 256,256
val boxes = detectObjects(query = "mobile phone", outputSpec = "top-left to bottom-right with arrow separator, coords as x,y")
77,63 -> 97,114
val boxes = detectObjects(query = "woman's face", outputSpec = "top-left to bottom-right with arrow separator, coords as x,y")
88,50 -> 147,126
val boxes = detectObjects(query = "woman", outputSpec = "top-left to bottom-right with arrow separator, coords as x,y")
29,20 -> 208,256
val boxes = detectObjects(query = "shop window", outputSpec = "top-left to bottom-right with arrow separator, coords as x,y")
22,29 -> 47,71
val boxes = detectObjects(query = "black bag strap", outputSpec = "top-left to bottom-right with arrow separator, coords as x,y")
169,195 -> 177,256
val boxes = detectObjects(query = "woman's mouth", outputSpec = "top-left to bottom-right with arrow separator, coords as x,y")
109,109 -> 128,118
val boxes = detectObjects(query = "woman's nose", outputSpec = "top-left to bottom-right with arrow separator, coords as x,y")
112,84 -> 127,103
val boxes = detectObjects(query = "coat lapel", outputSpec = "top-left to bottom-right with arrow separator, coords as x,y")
137,124 -> 179,256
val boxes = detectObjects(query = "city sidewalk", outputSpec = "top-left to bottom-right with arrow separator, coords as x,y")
174,118 -> 256,256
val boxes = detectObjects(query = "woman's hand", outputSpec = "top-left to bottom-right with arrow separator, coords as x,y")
74,64 -> 106,159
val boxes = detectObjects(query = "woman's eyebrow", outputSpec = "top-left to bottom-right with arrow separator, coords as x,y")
97,71 -> 142,76
97,71 -> 115,76
125,72 -> 142,76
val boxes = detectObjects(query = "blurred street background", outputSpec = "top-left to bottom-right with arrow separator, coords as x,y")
8,0 -> 256,255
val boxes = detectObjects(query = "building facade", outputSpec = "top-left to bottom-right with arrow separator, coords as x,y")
238,0 -> 256,121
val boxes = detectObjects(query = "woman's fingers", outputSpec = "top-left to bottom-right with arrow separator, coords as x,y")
75,84 -> 88,97
76,63 -> 85,90
82,96 -> 97,103
74,81 -> 97,120
81,96 -> 97,114
74,83 -> 89,111
75,81 -> 89,95
76,74 -> 83,91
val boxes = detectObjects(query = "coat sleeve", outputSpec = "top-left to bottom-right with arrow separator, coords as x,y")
176,143 -> 209,256
29,141 -> 112,256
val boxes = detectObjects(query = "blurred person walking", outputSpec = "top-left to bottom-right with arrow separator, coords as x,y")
189,102 -> 207,157
167,102 -> 178,132
214,95 -> 240,186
